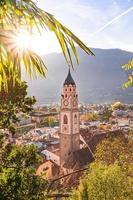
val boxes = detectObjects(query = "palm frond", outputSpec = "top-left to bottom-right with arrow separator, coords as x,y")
0,30 -> 47,90
0,0 -> 94,62
0,0 -> 94,91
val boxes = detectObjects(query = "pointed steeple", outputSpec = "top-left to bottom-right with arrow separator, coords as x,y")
64,69 -> 75,86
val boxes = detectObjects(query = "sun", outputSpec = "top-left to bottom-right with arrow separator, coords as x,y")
14,29 -> 60,55
15,30 -> 32,50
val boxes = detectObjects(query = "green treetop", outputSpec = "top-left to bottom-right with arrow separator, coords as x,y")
0,134 -> 48,200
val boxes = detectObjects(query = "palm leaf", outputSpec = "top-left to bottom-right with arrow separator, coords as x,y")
122,59 -> 133,88
0,0 -> 94,91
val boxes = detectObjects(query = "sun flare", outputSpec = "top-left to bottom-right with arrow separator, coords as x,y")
15,30 -> 32,50
14,29 -> 60,55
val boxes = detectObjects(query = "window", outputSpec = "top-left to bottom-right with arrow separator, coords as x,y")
74,114 -> 77,124
64,115 -> 68,124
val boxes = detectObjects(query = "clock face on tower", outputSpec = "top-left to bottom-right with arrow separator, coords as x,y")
63,100 -> 69,106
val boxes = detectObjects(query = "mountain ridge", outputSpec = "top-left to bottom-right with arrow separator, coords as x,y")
26,47 -> 133,104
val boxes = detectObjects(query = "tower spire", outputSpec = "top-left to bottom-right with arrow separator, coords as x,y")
64,68 -> 75,86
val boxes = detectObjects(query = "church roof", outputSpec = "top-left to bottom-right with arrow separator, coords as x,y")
64,69 -> 75,86
63,147 -> 94,169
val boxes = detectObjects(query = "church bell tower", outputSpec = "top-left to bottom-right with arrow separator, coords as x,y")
60,69 -> 80,165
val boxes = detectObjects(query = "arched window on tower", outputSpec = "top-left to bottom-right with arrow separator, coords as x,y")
74,114 -> 77,124
64,115 -> 68,124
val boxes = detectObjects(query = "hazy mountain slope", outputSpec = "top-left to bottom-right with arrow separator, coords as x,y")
26,48 -> 133,104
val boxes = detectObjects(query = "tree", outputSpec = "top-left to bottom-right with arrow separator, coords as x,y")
0,133 -> 48,200
99,108 -> 112,122
0,0 -> 94,91
0,78 -> 36,129
94,135 -> 133,167
43,116 -> 55,127
80,113 -> 99,122
122,59 -> 133,88
70,133 -> 133,200
70,162 -> 132,200
111,101 -> 125,111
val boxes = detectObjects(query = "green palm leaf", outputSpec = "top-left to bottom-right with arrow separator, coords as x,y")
0,0 -> 94,91
122,60 -> 133,88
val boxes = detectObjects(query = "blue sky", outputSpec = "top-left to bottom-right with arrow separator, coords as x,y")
33,0 -> 133,54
